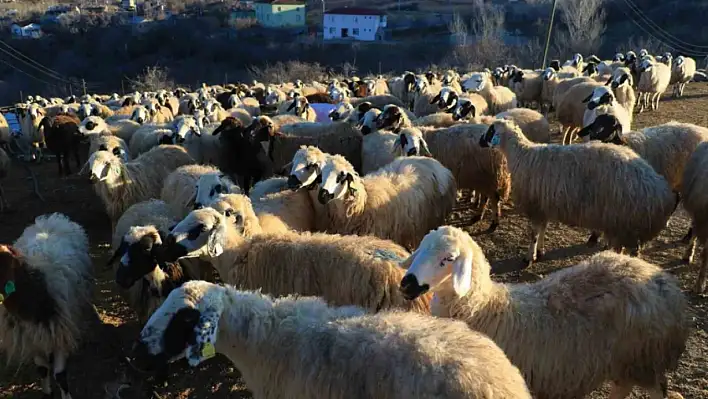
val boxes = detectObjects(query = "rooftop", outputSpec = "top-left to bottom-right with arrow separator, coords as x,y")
324,7 -> 385,16
255,0 -> 305,4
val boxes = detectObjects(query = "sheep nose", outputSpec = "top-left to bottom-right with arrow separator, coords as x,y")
360,126 -> 371,135
407,148 -> 418,156
287,175 -> 302,190
193,203 -> 203,210
399,274 -> 429,300
318,188 -> 334,205
89,175 -> 99,184
330,112 -> 340,120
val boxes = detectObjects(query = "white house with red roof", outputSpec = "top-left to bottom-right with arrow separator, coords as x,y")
323,7 -> 387,41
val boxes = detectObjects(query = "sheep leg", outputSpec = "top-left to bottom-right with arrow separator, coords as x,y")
33,355 -> 52,396
637,94 -> 645,113
524,221 -> 547,266
561,126 -> 571,145
696,246 -> 708,293
645,374 -> 670,399
609,381 -> 633,399
73,143 -> 82,170
53,350 -> 72,399
653,93 -> 660,110
485,194 -> 501,233
587,231 -> 601,246
472,198 -> 490,225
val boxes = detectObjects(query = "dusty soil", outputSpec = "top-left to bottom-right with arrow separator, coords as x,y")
1,84 -> 707,399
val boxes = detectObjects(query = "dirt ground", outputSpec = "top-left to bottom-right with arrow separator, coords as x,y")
1,84 -> 707,399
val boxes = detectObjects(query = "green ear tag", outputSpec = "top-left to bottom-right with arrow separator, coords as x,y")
201,343 -> 216,359
4,281 -> 15,296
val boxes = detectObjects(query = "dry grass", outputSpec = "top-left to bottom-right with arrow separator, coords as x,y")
0,84 -> 707,398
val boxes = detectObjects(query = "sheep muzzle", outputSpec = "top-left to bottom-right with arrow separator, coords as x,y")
399,274 -> 429,300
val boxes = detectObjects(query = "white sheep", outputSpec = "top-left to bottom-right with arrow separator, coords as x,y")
637,58 -> 671,113
79,116 -> 141,144
193,171 -> 241,210
399,226 -> 689,399
136,281 -> 531,398
671,55 -> 696,97
462,71 -> 517,114
88,144 -> 194,229
479,119 -> 677,261
317,154 -> 456,249
167,207 -> 430,313
681,142 -> 708,292
608,66 -> 637,114
160,164 -> 236,219
581,86 -> 633,133
0,213 -> 92,399
88,133 -> 130,161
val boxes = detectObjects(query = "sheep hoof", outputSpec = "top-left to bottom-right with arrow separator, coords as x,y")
521,257 -> 534,269
485,222 -> 498,234
536,251 -> 545,261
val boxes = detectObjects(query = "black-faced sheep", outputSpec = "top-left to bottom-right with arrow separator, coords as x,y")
317,154 -> 456,249
400,226 -> 689,399
134,281 -> 531,398
479,119 -> 677,262
0,213 -> 92,399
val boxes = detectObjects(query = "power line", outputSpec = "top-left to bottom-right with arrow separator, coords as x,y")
619,0 -> 708,57
622,0 -> 708,50
0,57 -> 61,89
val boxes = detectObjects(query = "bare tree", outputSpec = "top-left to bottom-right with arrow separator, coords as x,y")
128,66 -> 174,92
448,13 -> 468,46
556,0 -> 606,57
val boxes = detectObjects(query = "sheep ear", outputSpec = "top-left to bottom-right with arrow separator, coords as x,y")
451,250 -> 473,297
430,94 -> 441,104
420,138 -> 432,156
91,107 -> 100,116
286,101 -> 296,112
581,93 -> 593,103
185,308 -> 221,367
605,76 -> 613,86
206,220 -> 227,258
399,248 -> 419,270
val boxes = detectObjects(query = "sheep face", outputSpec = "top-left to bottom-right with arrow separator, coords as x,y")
27,104 -> 44,123
613,53 -> 625,62
227,94 -> 241,109
610,70 -> 631,89
583,86 -> 615,110
375,106 -> 403,131
133,280 -> 226,379
431,87 -> 458,111
399,226 -> 475,300
194,173 -> 239,210
286,97 -> 310,118
167,208 -> 228,258
88,150 -> 122,185
264,88 -> 281,106
583,62 -> 598,77
328,87 -> 348,103
78,103 -> 93,120
675,56 -> 685,66
79,116 -> 107,136
329,102 -> 354,122
639,49 -> 649,58
451,99 -> 476,121
462,73 -> 486,93
318,156 -> 357,205
174,117 -> 201,142
131,106 -> 149,125
577,113 -> 624,144
394,129 -> 430,157
542,68 -> 555,81
111,226 -> 165,290
288,146 -> 325,190
414,77 -> 428,93
208,194 -> 258,233
96,142 -> 128,161
359,108 -> 381,135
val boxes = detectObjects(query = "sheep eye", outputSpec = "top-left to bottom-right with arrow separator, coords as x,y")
234,214 -> 243,225
224,209 -> 233,217
214,184 -> 223,194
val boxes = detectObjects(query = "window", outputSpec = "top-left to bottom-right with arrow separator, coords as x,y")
296,15 -> 301,21
329,27 -> 335,34
277,6 -> 281,11
354,17 -> 358,22
353,28 -> 359,35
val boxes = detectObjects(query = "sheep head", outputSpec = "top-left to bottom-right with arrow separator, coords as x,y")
394,127 -> 431,157
88,150 -> 122,185
577,113 -> 625,145
174,116 -> 201,141
167,208 -> 231,259
131,106 -> 149,125
110,226 -> 169,290
286,96 -> 310,118
79,116 -> 108,136
609,68 -> 632,89
431,87 -> 459,111
542,67 -> 556,81
400,226 -> 488,299
461,73 -> 487,93
289,145 -> 326,190
133,280 -> 226,382
194,173 -> 241,210
479,119 -> 518,148
207,194 -> 259,237
582,86 -> 616,110
328,102 -> 354,122
451,99 -> 476,121
318,154 -> 360,205
376,105 -> 405,132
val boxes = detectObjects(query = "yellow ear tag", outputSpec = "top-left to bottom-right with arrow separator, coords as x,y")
201,343 -> 216,359
0,293 -> 4,304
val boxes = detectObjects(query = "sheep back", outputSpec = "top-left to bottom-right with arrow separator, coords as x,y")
270,129 -> 363,174
161,164 -> 220,218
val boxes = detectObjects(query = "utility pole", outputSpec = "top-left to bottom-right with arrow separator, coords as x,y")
82,79 -> 87,96
541,0 -> 558,69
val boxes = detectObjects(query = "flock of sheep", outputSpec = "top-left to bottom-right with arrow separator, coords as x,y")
0,48 -> 706,399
